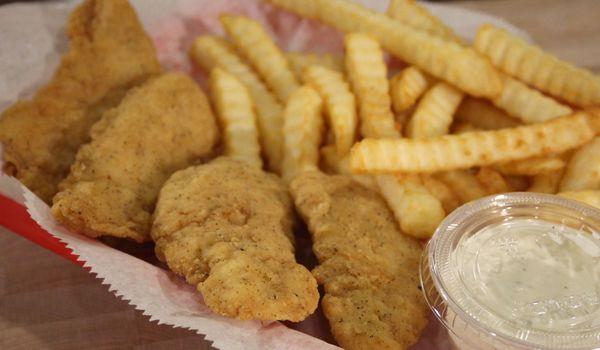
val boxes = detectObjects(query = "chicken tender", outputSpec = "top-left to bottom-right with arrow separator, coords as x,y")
290,171 -> 428,349
151,158 -> 319,321
52,73 -> 218,242
0,0 -> 161,202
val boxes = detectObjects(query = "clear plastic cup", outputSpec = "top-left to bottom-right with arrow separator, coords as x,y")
421,192 -> 600,350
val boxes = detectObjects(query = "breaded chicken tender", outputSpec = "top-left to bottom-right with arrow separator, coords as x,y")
151,158 -> 319,321
290,171 -> 428,350
52,73 -> 218,242
0,0 -> 161,202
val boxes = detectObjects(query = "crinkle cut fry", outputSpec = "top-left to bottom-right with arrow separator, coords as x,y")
529,171 -> 563,194
421,175 -> 460,213
281,86 -> 324,182
389,66 -> 432,114
455,98 -> 520,130
303,65 -> 357,156
376,174 -> 445,239
474,24 -> 600,108
476,167 -> 512,194
320,145 -> 379,191
345,33 -> 399,138
287,52 -> 344,80
495,156 -> 565,176
190,36 -> 284,173
351,113 -> 594,174
266,0 -> 502,98
209,68 -> 262,168
407,82 -> 463,139
560,137 -> 600,192
491,73 -> 572,124
387,0 -> 460,42
558,190 -> 600,210
343,33 -> 444,239
436,170 -> 489,203
221,15 -> 300,103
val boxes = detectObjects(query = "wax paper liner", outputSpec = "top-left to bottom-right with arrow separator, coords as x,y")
0,1 -> 530,349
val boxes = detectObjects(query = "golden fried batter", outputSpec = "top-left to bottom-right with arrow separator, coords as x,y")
290,171 -> 428,349
0,0 -> 161,202
151,158 -> 319,321
52,73 -> 218,242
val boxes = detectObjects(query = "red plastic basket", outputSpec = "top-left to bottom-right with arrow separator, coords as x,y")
0,193 -> 81,264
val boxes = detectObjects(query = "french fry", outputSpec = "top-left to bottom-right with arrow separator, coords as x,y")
456,97 -> 520,130
282,86 -> 324,182
494,156 -> 565,176
380,103 -> 447,240
387,0 -> 458,42
560,137 -> 600,191
394,109 -> 413,134
491,73 -> 572,124
221,15 -> 300,103
303,65 -> 357,156
344,33 -> 444,238
320,145 -> 379,191
476,167 -> 511,194
451,122 -> 479,134
376,175 -> 445,240
386,0 -> 462,124
350,113 -> 593,174
504,175 -> 530,192
389,67 -> 432,114
320,144 -> 343,174
351,176 -> 380,192
286,52 -> 344,80
528,172 -> 563,194
345,33 -> 399,138
558,190 -> 600,210
585,107 -> 600,134
474,24 -> 600,108
267,0 -> 502,98
325,129 -> 336,146
190,36 -> 284,173
376,174 -> 445,239
421,175 -> 460,213
407,82 -> 463,139
209,68 -> 262,168
323,130 -> 444,232
436,170 -> 489,203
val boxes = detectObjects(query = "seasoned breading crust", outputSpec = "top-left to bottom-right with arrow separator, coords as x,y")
290,171 -> 428,349
0,0 -> 161,202
151,158 -> 319,321
52,73 -> 218,242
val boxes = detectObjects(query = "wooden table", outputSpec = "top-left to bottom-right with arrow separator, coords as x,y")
455,0 -> 600,72
1,0 -> 599,349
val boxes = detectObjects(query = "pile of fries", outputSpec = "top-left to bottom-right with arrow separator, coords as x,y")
190,0 -> 600,239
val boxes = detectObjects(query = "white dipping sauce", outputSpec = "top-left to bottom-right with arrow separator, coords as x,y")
424,194 -> 600,350
449,218 -> 600,347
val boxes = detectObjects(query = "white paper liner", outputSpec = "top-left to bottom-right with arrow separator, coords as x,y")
0,1 -> 530,349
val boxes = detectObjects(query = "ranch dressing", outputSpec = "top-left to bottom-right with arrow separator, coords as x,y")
422,193 -> 600,350
454,219 -> 600,333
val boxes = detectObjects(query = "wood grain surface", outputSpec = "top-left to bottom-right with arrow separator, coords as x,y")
1,0 -> 599,349
455,0 -> 600,72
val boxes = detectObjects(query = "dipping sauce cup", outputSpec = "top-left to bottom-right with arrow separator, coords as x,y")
421,192 -> 600,350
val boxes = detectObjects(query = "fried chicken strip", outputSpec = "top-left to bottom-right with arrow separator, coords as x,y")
52,73 -> 218,242
290,171 -> 428,349
0,0 -> 161,202
151,158 -> 319,321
